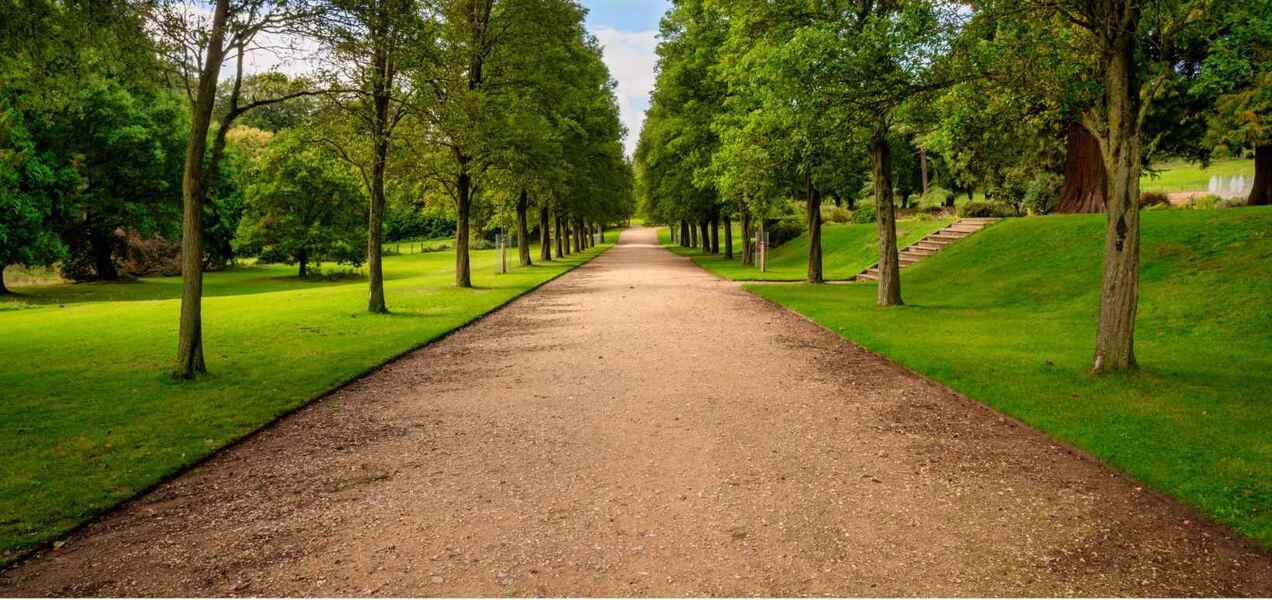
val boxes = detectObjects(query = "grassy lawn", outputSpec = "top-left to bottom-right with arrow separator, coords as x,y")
746,208 -> 1272,547
657,216 -> 954,281
0,236 -> 614,561
1141,158 -> 1255,193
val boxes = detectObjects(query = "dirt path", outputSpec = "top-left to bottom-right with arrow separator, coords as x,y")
4,227 -> 1271,597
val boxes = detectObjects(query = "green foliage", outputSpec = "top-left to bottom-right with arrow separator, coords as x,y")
958,202 -> 1014,218
749,208 -> 1272,547
236,133 -> 367,274
1023,172 -> 1063,215
851,207 -> 877,224
0,98 -> 71,272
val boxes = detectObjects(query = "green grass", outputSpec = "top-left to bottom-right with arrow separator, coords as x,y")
0,236 -> 615,560
658,217 -> 954,281
746,208 -> 1272,547
1141,158 -> 1255,194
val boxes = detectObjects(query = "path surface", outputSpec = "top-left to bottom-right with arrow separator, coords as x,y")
4,227 -> 1271,597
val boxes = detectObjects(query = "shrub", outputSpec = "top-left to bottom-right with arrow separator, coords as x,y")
824,206 -> 853,223
958,202 -> 1015,218
1139,191 -> 1169,208
851,206 -> 877,224
765,219 -> 805,247
1024,172 -> 1063,215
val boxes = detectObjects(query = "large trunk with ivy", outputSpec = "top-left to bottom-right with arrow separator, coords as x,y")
872,134 -> 902,306
1057,121 -> 1108,213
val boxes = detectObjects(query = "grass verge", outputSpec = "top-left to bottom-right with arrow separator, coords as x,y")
745,208 -> 1272,547
0,237 -> 614,560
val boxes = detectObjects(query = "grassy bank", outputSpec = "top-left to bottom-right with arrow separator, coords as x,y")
746,208 -> 1272,546
0,235 -> 614,559
657,217 -> 953,281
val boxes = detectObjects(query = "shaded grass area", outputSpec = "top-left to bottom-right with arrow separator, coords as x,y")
658,217 -> 954,281
0,239 -> 613,559
747,208 -> 1272,547
1141,158 -> 1255,194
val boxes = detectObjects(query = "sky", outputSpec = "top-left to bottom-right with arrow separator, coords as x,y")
581,0 -> 670,156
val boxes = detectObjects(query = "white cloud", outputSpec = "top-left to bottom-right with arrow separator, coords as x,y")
591,27 -> 659,157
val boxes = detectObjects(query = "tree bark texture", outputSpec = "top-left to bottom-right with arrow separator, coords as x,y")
539,204 -> 552,261
1091,27 -> 1141,373
723,213 -> 733,259
710,215 -> 719,254
89,229 -> 119,281
1058,121 -> 1108,213
455,164 -> 472,287
698,220 -> 709,251
806,176 -> 823,284
1249,145 -> 1270,206
555,213 -> 565,257
174,0 -> 229,379
516,190 -> 532,266
741,212 -> 752,265
872,133 -> 903,306
680,220 -> 690,247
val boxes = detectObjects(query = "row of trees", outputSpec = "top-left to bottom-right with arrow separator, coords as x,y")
1,0 -> 635,377
635,0 -> 1270,373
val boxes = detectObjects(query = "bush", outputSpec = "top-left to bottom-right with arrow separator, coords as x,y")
765,219 -> 805,247
1139,191 -> 1170,208
1024,172 -> 1063,215
958,202 -> 1015,218
851,206 -> 877,224
824,206 -> 853,223
120,232 -> 181,277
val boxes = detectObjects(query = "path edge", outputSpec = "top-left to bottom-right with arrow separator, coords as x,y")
0,241 -> 618,572
738,283 -> 1272,558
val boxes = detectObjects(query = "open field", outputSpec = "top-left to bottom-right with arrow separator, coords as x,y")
0,235 -> 615,559
748,207 -> 1272,547
657,217 -> 954,281
1141,158 -> 1257,194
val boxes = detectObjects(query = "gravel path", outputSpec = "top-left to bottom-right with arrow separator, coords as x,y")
4,227 -> 1271,596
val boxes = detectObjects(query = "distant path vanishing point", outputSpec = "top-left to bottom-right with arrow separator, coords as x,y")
3,226 -> 1270,596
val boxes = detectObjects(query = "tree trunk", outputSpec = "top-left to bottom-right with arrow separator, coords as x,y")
1091,31 -> 1141,373
757,218 -> 767,272
455,165 -> 473,287
680,220 -> 690,247
723,213 -> 733,259
174,0 -> 229,379
573,219 -> 582,253
599,223 -> 605,244
555,213 -> 565,257
89,229 -> 119,281
920,148 -> 929,197
872,133 -> 903,306
1058,121 -> 1108,213
688,221 -> 697,247
741,212 -> 752,265
1249,144 -> 1271,206
516,190 -> 532,266
0,265 -> 9,294
806,176 -> 823,284
697,220 -> 707,251
539,204 -> 552,261
298,252 -> 308,278
710,214 -> 720,254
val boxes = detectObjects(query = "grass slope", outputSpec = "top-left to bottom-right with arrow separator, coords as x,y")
0,234 -> 615,559
748,208 -> 1272,546
658,217 -> 953,281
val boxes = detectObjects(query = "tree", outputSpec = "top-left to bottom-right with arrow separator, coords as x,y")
0,101 -> 71,293
311,0 -> 424,311
237,133 -> 367,276
155,0 -> 325,378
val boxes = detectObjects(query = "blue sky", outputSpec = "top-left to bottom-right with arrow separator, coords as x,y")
580,0 -> 671,155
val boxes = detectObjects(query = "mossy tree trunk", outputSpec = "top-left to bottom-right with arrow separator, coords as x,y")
1090,27 -> 1142,373
871,131 -> 903,306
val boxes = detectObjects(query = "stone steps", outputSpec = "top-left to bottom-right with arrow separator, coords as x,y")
852,218 -> 1000,282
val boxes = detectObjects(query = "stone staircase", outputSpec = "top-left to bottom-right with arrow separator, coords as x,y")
854,218 -> 1000,282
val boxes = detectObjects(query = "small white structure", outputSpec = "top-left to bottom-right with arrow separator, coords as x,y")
1209,175 -> 1252,198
